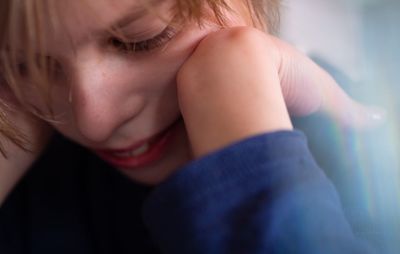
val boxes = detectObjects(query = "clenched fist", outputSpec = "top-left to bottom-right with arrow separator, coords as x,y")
177,27 -> 381,158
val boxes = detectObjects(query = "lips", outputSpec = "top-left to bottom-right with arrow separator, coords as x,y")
95,119 -> 181,170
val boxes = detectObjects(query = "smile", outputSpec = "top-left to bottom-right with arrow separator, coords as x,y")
94,118 -> 182,170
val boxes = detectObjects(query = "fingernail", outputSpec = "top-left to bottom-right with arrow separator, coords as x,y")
367,106 -> 387,124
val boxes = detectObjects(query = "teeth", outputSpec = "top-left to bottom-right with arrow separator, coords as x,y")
131,143 -> 150,156
113,143 -> 150,158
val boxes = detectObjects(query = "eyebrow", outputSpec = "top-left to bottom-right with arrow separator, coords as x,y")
74,0 -> 166,46
110,0 -> 164,30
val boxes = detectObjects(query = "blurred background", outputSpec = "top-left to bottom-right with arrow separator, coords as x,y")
279,0 -> 400,253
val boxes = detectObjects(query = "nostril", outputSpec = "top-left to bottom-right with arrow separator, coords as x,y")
72,92 -> 146,143
73,102 -> 114,143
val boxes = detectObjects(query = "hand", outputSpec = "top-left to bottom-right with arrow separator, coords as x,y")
177,27 -> 292,158
0,91 -> 52,205
177,27 -> 382,158
270,36 -> 384,128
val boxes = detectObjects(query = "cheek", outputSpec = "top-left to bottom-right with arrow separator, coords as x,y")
143,24 -> 217,86
44,93 -> 77,141
26,26 -> 216,145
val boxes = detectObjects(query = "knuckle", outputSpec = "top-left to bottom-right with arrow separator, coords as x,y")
176,26 -> 273,99
200,26 -> 265,51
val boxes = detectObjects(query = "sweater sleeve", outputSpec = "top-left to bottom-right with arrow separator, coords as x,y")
142,131 -> 376,254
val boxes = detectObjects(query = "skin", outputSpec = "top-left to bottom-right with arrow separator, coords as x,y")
0,0 -> 382,205
177,27 -> 293,157
7,0 -> 246,186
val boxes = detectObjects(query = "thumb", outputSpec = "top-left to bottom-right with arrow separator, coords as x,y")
271,36 -> 385,129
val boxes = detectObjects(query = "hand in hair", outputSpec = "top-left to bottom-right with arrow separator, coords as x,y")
177,27 -> 383,158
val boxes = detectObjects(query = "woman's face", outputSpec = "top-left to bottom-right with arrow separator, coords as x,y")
20,0 -> 244,185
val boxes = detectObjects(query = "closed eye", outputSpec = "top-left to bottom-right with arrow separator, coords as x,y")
108,26 -> 177,53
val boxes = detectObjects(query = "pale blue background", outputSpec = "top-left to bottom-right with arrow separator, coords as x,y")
280,1 -> 400,253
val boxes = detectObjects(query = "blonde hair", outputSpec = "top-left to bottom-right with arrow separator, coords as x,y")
0,0 -> 280,155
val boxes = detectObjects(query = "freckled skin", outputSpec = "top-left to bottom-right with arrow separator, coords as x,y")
1,0 -> 374,191
15,0 -> 244,185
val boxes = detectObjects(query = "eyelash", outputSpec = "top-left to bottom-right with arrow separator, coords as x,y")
12,26 -> 178,81
108,26 -> 177,53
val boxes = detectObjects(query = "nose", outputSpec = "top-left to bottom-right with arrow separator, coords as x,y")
69,51 -> 142,142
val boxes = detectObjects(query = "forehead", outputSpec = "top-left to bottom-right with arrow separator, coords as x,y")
49,0 -> 170,44
57,0 -> 147,25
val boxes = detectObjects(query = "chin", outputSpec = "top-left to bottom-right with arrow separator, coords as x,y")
115,124 -> 192,186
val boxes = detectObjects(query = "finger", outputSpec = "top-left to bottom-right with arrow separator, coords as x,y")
271,37 -> 385,129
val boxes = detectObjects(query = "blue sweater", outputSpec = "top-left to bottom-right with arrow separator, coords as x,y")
0,131 -> 375,253
144,131 -> 375,253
